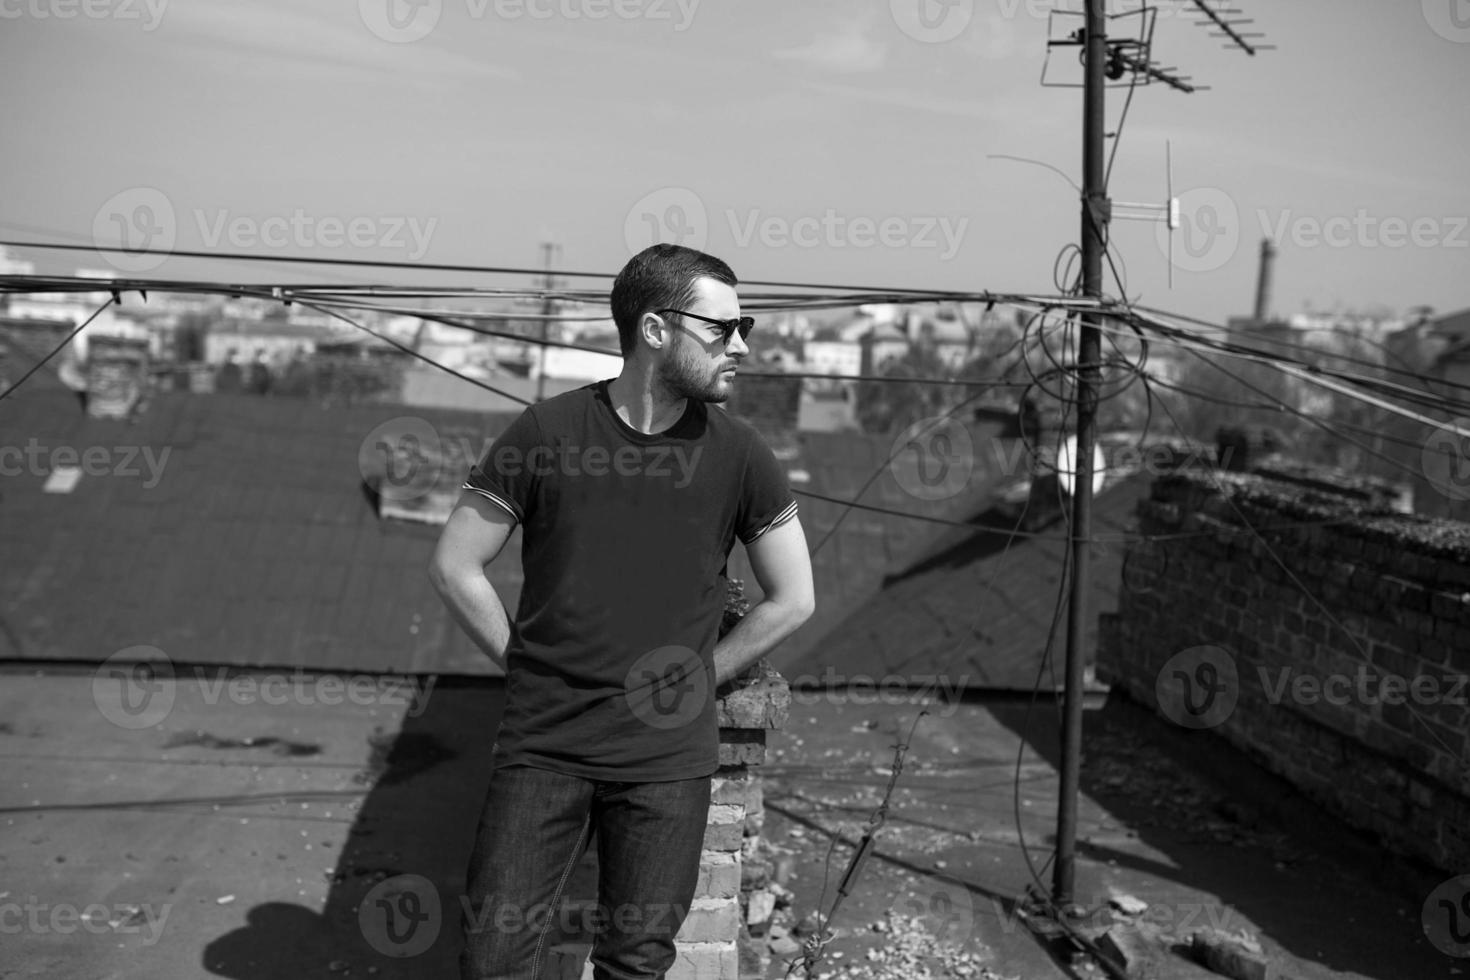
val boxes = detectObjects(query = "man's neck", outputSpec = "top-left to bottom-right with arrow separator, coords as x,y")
606,372 -> 687,435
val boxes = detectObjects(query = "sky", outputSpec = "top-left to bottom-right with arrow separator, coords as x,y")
1,0 -> 1468,325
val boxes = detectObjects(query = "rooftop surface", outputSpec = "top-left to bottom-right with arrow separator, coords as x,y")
0,666 -> 1452,979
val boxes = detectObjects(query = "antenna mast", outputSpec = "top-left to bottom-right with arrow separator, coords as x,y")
1045,0 -> 1269,914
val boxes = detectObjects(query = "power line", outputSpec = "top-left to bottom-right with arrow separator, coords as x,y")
1127,301 -> 1470,403
0,237 -> 1006,300
1111,308 -> 1470,430
6,272 -> 1458,455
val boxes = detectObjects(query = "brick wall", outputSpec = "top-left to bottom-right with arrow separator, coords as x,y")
673,662 -> 789,979
1099,468 -> 1470,873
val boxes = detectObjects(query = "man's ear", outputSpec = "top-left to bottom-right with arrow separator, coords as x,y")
640,311 -> 666,351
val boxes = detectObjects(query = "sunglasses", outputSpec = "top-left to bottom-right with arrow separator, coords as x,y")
657,308 -> 755,345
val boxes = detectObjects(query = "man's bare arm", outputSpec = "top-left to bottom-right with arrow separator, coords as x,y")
428,491 -> 518,672
712,516 -> 815,688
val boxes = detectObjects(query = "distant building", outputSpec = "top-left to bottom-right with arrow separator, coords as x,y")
1225,314 -> 1296,357
5,294 -> 142,364
7,294 -> 106,324
1371,307 -> 1470,521
533,325 -> 621,381
803,339 -> 862,377
204,318 -> 337,366
914,310 -> 976,370
0,247 -> 35,302
796,383 -> 859,432
861,321 -> 910,373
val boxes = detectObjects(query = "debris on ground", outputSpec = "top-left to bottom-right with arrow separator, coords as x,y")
780,910 -> 1017,980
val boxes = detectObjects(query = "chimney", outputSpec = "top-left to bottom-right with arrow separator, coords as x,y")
85,335 -> 149,419
1253,238 -> 1276,323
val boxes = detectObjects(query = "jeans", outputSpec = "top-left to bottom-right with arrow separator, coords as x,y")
458,762 -> 712,980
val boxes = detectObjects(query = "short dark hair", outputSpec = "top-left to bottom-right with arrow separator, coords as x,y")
610,244 -> 737,357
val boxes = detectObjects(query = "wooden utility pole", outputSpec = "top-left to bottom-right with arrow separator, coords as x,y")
1052,0 -> 1107,908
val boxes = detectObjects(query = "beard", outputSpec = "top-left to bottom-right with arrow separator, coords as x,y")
657,334 -> 735,404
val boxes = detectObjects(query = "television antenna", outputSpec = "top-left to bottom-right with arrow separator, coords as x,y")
1111,140 -> 1179,288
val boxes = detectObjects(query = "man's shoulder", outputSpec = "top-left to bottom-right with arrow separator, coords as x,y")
704,401 -> 767,448
518,380 -> 602,426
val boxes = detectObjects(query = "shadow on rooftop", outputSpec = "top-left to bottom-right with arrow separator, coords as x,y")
985,695 -> 1450,980
201,679 -> 598,979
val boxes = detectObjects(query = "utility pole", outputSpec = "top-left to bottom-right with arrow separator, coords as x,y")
1039,0 -> 1266,912
536,241 -> 559,403
1052,0 -> 1107,908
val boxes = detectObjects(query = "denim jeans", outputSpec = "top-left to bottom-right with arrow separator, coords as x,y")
458,762 -> 712,980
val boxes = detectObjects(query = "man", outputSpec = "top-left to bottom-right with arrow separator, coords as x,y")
429,243 -> 815,979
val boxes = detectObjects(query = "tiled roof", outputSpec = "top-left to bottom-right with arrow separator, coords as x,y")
0,319 -> 78,393
5,357 -> 1115,690
726,414 -> 1043,676
1428,307 -> 1470,339
209,318 -> 341,340
773,473 -> 1150,690
0,383 -> 520,674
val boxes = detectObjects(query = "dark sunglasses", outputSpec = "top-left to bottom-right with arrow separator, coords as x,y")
657,308 -> 755,345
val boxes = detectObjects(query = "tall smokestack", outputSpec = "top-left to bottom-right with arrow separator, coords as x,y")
1253,238 -> 1276,323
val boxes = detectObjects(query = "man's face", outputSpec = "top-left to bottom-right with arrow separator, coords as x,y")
656,277 -> 749,404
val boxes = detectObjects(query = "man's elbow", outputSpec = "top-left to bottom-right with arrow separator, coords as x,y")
427,552 -> 456,597
783,588 -> 816,627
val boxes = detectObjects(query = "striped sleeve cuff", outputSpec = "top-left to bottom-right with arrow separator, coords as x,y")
742,500 -> 798,544
462,482 -> 522,525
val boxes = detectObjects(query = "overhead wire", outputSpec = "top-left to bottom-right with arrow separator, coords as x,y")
1107,308 -> 1470,435
1127,300 -> 1470,403
2,236 -> 1044,300
3,274 -> 1453,517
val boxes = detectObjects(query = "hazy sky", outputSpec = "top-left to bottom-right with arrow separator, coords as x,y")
2,0 -> 1467,324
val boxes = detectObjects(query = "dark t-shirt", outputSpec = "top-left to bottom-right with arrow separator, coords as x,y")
462,379 -> 797,781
